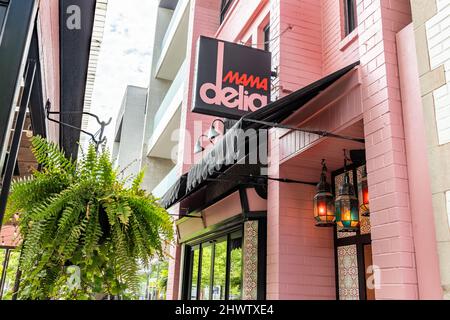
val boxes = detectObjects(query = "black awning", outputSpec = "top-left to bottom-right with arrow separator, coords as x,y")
160,173 -> 187,209
244,61 -> 360,127
161,62 -> 360,209
186,121 -> 245,193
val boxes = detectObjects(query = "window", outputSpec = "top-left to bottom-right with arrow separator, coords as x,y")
228,235 -> 242,300
212,240 -> 227,300
0,0 -> 9,35
263,24 -> 270,52
185,230 -> 243,300
343,0 -> 357,36
220,0 -> 234,24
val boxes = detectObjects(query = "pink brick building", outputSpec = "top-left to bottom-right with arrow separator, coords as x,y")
144,0 -> 448,300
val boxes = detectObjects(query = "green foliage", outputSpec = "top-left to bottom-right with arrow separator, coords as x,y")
0,249 -> 21,300
5,136 -> 173,300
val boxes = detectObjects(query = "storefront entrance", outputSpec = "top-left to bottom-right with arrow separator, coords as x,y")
179,210 -> 267,301
185,228 -> 243,300
332,164 -> 374,300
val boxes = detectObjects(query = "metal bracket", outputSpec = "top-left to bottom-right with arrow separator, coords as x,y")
212,171 -> 318,186
45,100 -> 112,151
200,212 -> 207,228
168,213 -> 202,219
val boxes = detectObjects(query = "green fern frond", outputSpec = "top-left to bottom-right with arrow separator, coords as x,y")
11,138 -> 173,299
31,136 -> 75,173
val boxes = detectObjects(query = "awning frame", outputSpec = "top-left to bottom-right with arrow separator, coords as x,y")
161,61 -> 361,210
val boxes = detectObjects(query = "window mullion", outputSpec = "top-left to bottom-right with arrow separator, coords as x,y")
209,241 -> 215,300
196,245 -> 202,300
225,234 -> 231,300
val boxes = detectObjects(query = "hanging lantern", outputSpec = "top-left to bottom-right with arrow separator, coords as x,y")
335,152 -> 360,232
359,165 -> 370,216
314,160 -> 335,227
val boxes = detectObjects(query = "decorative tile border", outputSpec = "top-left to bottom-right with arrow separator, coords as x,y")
337,244 -> 359,300
243,220 -> 258,300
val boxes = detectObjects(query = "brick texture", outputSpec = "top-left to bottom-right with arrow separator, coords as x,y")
357,0 -> 418,299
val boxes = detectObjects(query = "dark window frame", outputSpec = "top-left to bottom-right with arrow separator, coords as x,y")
343,0 -> 357,36
0,1 -> 9,32
185,227 -> 243,301
332,163 -> 372,301
180,211 -> 267,301
220,0 -> 234,24
263,24 -> 270,52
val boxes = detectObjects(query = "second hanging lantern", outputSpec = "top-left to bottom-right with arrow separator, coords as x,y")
335,152 -> 360,232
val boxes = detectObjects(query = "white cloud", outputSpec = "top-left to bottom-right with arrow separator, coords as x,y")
85,0 -> 158,149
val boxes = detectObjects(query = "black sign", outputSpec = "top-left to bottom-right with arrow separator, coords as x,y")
192,36 -> 271,119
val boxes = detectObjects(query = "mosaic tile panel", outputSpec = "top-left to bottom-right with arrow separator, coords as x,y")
337,244 -> 360,300
242,221 -> 258,300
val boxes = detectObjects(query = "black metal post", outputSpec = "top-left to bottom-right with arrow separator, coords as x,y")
0,248 -> 11,299
11,265 -> 21,300
11,240 -> 24,300
0,61 -> 36,232
0,0 -> 38,175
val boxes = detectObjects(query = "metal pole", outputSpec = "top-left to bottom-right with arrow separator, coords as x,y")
0,248 -> 11,299
156,263 -> 161,300
11,244 -> 24,300
0,60 -> 36,232
11,266 -> 21,300
241,118 -> 366,144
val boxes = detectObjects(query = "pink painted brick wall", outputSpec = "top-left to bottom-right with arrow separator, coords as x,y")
166,205 -> 182,300
322,0 -> 360,74
267,129 -> 336,299
37,0 -> 60,143
216,0 -> 268,42
277,0 -> 323,93
357,0 -> 417,299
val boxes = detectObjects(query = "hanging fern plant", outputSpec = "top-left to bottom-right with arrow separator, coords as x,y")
5,136 -> 173,300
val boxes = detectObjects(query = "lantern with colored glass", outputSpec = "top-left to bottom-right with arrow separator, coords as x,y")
359,165 -> 370,216
314,160 -> 335,227
335,155 -> 360,232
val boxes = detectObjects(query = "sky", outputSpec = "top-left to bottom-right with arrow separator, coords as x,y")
85,0 -> 158,149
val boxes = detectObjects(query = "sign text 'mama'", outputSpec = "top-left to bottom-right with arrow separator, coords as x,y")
193,36 -> 272,119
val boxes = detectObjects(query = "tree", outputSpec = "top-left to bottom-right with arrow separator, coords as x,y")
5,137 -> 173,299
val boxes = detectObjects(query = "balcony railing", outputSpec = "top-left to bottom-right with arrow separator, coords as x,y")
152,165 -> 179,199
156,0 -> 189,79
154,60 -> 186,131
